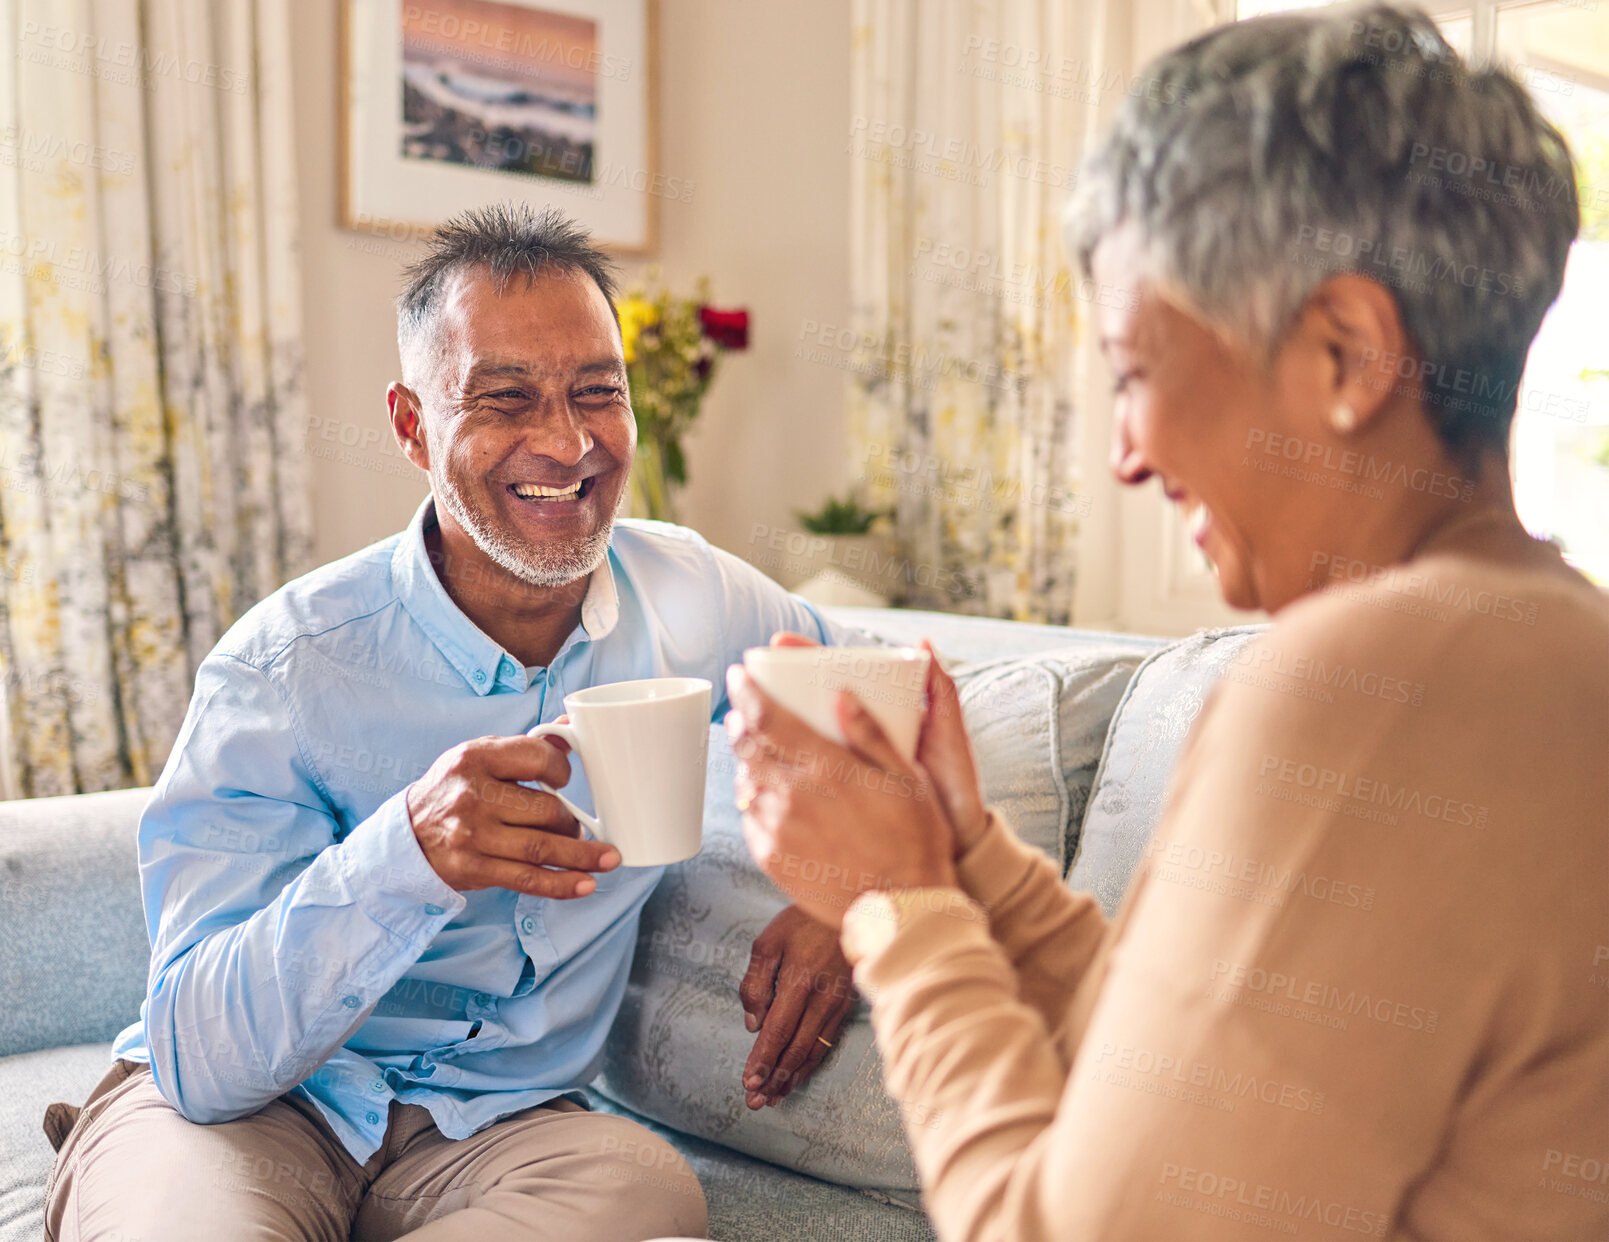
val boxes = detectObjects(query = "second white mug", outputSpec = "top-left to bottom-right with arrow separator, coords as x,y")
527,676 -> 712,867
740,645 -> 930,759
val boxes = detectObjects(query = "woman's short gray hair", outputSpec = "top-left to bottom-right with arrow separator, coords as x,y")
1069,2 -> 1579,456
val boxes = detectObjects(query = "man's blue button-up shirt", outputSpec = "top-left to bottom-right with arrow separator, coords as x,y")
112,499 -> 840,1163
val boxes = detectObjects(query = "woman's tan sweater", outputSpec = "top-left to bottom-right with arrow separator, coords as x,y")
841,520 -> 1609,1241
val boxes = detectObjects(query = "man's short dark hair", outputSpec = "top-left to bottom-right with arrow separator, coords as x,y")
396,202 -> 620,384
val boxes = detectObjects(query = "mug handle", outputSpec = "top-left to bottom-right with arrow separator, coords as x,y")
526,723 -> 604,839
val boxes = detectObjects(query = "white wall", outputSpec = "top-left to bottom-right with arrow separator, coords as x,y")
289,0 -> 853,568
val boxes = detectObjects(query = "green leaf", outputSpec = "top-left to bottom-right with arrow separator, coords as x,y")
663,438 -> 688,485
795,492 -> 888,534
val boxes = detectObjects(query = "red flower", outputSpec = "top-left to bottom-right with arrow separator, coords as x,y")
698,306 -> 749,350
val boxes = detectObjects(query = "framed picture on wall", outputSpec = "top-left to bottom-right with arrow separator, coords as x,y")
340,0 -> 657,252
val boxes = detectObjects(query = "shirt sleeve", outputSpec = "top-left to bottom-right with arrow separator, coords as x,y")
951,811 -> 1109,1038
703,539 -> 863,714
837,612 -> 1526,1241
139,653 -> 465,1124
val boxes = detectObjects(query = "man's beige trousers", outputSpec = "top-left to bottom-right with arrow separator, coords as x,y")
43,1061 -> 708,1241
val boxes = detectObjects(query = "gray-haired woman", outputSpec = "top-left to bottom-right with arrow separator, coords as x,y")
724,5 -> 1608,1238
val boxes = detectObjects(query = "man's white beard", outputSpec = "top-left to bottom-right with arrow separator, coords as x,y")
435,470 -> 616,588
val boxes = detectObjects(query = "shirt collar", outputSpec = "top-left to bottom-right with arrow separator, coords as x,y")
390,496 -> 620,696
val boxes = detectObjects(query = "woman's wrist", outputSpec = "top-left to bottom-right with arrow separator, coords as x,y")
952,804 -> 991,859
841,886 -> 983,969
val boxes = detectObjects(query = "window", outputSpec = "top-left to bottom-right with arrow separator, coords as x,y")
1238,0 -> 1609,583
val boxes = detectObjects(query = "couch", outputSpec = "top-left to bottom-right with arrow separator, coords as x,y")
0,606 -> 1264,1241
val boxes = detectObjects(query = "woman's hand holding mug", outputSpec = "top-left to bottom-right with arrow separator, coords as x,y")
725,634 -> 988,928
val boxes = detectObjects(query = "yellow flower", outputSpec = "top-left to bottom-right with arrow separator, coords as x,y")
616,294 -> 659,365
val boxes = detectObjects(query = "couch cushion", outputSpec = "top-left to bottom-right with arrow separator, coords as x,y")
0,788 -> 152,1059
593,642 -> 1147,1198
584,1091 -> 936,1242
0,1042 -> 115,1242
957,647 -> 1151,870
1067,626 -> 1267,914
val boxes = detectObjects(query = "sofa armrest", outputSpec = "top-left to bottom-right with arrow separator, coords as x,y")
0,787 -> 152,1058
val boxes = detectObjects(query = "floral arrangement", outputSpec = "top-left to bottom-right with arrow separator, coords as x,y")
617,275 -> 749,521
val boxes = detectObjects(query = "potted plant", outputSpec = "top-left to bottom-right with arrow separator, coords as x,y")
787,492 -> 893,603
617,275 -> 749,522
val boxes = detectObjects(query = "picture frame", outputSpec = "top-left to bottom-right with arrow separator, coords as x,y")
339,0 -> 658,253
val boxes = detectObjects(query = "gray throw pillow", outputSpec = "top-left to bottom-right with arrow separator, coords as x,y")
1067,626 -> 1266,915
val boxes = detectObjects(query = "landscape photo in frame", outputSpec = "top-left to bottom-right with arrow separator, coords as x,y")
342,0 -> 656,252
400,0 -> 598,184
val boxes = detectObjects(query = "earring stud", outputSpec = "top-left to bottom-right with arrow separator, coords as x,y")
1330,402 -> 1357,433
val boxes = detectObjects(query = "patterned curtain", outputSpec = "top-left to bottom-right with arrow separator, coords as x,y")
0,0 -> 311,798
848,0 -> 1112,623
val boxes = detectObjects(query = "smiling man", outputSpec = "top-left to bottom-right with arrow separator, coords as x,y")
42,204 -> 855,1242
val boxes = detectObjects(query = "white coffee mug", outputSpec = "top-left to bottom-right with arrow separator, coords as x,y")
740,646 -> 931,759
527,676 -> 712,867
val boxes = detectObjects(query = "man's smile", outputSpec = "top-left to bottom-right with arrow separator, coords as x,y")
506,476 -> 598,506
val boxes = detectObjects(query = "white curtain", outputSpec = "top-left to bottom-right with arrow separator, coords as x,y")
849,0 -> 1115,623
0,0 -> 311,798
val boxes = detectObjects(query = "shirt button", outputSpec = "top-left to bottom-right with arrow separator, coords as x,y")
520,915 -> 537,935
342,995 -> 361,1009
370,1080 -> 386,1093
473,992 -> 492,1006
366,1111 -> 380,1125
425,904 -> 444,916
473,670 -> 486,684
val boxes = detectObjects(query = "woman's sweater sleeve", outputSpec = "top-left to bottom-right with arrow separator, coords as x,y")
950,811 -> 1110,1038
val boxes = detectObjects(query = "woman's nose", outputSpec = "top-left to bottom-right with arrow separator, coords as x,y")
1109,411 -> 1152,486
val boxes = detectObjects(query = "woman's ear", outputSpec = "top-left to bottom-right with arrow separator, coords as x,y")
1303,274 -> 1414,437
